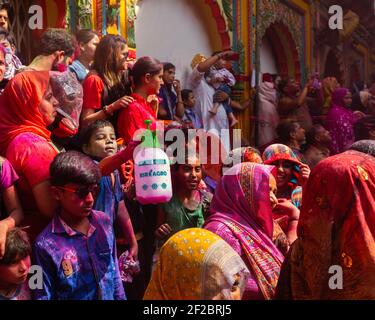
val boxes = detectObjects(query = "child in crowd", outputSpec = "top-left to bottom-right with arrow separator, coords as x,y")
155,154 -> 212,244
81,120 -> 138,260
181,89 -> 202,129
0,28 -> 23,80
205,54 -> 238,127
0,228 -> 31,300
32,151 -> 125,300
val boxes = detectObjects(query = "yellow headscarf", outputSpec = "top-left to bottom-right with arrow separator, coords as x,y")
190,54 -> 207,70
322,77 -> 339,114
143,228 -> 250,300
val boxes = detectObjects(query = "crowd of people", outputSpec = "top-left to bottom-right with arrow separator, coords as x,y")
0,19 -> 374,301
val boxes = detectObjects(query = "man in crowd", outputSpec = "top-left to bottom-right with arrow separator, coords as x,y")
276,120 -> 307,163
303,124 -> 332,169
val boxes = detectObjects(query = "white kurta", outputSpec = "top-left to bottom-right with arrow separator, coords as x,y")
187,67 -> 230,152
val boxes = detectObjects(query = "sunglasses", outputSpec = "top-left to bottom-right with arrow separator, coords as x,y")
58,185 -> 100,199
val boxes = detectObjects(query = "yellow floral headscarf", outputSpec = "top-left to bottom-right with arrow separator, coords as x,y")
143,228 -> 250,300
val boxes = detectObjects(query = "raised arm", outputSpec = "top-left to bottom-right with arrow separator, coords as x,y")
197,50 -> 237,73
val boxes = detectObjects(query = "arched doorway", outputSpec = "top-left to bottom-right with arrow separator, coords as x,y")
324,49 -> 344,84
260,36 -> 278,76
260,22 -> 301,81
134,0 -> 224,86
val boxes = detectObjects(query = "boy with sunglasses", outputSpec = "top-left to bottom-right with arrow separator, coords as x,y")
32,151 -> 125,300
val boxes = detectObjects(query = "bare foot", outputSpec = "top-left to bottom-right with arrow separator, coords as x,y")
210,103 -> 219,115
230,118 -> 239,127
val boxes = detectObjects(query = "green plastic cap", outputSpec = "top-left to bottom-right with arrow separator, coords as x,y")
142,119 -> 160,148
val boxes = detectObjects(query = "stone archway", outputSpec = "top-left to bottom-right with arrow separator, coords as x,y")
261,22 -> 301,81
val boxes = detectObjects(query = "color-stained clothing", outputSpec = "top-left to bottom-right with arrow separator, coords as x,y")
69,60 -> 89,83
0,158 -> 19,218
0,158 -> 18,191
4,50 -> 23,81
0,71 -> 59,240
262,144 -> 303,198
32,210 -> 125,300
276,151 -> 375,299
6,132 -> 59,239
144,228 -> 250,300
161,191 -> 212,243
117,93 -> 157,144
93,169 -> 123,226
326,88 -> 356,154
158,85 -> 177,120
204,163 -> 284,300
187,66 -> 230,152
182,108 -> 202,129
0,71 -> 52,155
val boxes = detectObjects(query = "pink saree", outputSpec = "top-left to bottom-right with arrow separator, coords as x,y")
204,163 -> 284,300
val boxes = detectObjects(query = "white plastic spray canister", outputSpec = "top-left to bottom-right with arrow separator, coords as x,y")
133,120 -> 172,205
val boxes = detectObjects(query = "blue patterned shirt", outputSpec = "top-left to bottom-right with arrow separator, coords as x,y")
32,210 -> 125,300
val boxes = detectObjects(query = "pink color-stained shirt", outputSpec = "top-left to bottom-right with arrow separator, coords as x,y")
205,221 -> 264,300
0,158 -> 18,191
5,132 -> 59,239
0,158 -> 19,219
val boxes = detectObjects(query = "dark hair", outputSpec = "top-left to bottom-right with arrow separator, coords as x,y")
212,51 -> 222,57
354,116 -> 375,141
278,77 -> 292,93
50,151 -> 101,187
39,28 -> 75,57
350,140 -> 375,157
276,121 -> 299,144
0,3 -> 9,12
162,62 -> 175,72
181,89 -> 193,102
75,29 -> 98,45
306,124 -> 324,146
172,148 -> 201,171
131,56 -> 163,87
92,34 -> 127,88
0,228 -> 31,266
80,120 -> 114,147
0,27 -> 15,47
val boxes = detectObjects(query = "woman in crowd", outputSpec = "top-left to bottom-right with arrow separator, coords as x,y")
69,29 -> 99,82
276,151 -> 375,299
262,144 -> 309,231
155,154 -> 212,244
326,87 -> 360,154
144,228 -> 250,300
322,77 -> 339,115
204,162 -> 289,300
0,71 -> 60,241
262,144 -> 309,201
80,34 -> 134,128
116,56 -> 163,143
